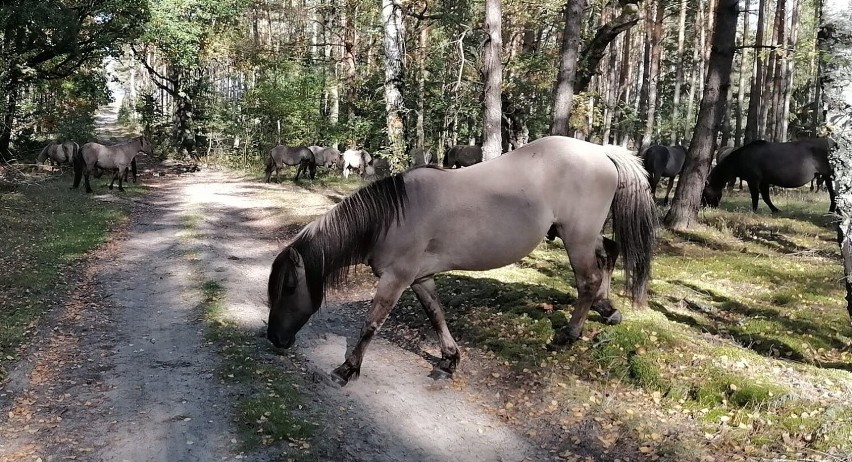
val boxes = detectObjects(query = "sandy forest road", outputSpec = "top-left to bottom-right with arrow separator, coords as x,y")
0,167 -> 569,462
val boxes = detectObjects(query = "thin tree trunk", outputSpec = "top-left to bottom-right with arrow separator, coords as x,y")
634,1 -> 652,148
745,0 -> 768,143
665,0 -> 739,229
670,0 -> 687,145
820,0 -> 852,318
416,26 -> 429,151
685,0 -> 704,144
550,0 -> 584,137
616,28 -> 634,146
780,0 -> 799,142
735,0 -> 751,146
573,1 -> 641,94
770,0 -> 787,141
641,0 -> 665,148
482,0 -> 502,160
381,0 -> 406,164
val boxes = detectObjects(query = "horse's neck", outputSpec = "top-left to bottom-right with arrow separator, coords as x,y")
708,160 -> 735,187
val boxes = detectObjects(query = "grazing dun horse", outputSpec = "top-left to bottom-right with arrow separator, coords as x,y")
38,141 -> 79,166
73,136 -> 152,193
267,136 -> 657,386
266,145 -> 315,182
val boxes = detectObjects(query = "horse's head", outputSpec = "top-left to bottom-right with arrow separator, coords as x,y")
139,136 -> 155,156
267,246 -> 314,349
702,182 -> 722,208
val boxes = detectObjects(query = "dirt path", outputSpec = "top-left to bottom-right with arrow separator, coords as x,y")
0,166 -> 564,461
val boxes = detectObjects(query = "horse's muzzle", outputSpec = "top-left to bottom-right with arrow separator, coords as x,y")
267,330 -> 295,349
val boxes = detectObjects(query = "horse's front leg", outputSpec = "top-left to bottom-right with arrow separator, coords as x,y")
411,278 -> 461,379
331,274 -> 409,386
758,181 -> 780,213
824,177 -> 837,213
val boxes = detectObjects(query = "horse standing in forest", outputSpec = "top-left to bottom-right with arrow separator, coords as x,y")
73,136 -> 152,193
266,145 -> 315,182
340,149 -> 372,179
642,144 -> 686,205
703,138 -> 836,213
266,136 -> 657,386
308,146 -> 342,170
442,145 -> 483,168
38,141 -> 79,167
716,145 -> 742,190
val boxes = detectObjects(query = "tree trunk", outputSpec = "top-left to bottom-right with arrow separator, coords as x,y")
381,0 -> 406,164
550,0 -> 583,137
416,26 -> 429,151
664,0 -> 739,229
771,0 -> 787,141
641,0 -> 665,148
573,2 -> 641,94
780,0 -> 800,142
481,0 -> 502,160
820,0 -> 852,318
745,0 -> 768,143
0,75 -> 19,156
616,28 -> 634,146
685,0 -> 704,145
669,0 -> 688,145
735,0 -> 751,146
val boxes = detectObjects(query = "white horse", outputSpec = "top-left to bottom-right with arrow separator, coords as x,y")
340,149 -> 372,179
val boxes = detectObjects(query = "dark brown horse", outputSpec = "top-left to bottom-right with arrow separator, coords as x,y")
442,145 -> 482,168
267,136 -> 657,386
266,145 -> 315,182
703,138 -> 836,212
642,145 -> 686,205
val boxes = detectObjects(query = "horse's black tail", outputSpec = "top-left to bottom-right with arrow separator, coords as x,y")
72,146 -> 84,189
131,157 -> 138,182
604,148 -> 658,306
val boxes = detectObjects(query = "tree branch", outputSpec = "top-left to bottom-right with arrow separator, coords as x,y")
574,6 -> 641,93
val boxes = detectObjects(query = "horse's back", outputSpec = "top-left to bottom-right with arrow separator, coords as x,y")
377,137 -> 621,274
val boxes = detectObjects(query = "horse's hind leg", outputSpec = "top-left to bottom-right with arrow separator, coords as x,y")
411,278 -> 461,379
117,167 -> 127,192
590,237 -> 622,325
554,232 -> 610,344
331,273 -> 410,386
758,181 -> 779,213
663,176 -> 676,206
824,177 -> 837,213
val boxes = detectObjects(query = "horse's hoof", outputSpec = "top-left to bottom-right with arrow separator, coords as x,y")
329,370 -> 349,387
428,367 -> 453,381
604,310 -> 623,326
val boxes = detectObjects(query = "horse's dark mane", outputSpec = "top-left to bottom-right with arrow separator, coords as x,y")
291,174 -> 409,308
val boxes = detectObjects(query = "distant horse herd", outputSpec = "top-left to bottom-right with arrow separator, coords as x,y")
33,132 -> 839,385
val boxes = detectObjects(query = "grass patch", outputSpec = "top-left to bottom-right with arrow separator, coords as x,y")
0,172 -> 132,380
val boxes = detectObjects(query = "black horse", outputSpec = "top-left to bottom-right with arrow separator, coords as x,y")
265,145 -> 315,182
442,145 -> 483,168
703,138 -> 836,213
642,144 -> 686,205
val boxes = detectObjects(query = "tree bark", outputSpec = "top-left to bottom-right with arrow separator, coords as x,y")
735,0 -> 752,146
780,0 -> 800,142
771,0 -> 787,141
550,0 -> 584,137
669,0 -> 688,145
820,0 -> 852,318
664,0 -> 739,229
382,0 -> 407,164
573,2 -> 641,94
482,0 -> 502,160
745,0 -> 768,143
640,0 -> 665,148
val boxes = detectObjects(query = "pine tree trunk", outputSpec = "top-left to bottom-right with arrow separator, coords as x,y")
670,0 -> 688,145
482,0 -> 503,160
550,0 -> 584,137
780,0 -> 800,142
820,0 -> 852,318
616,29 -> 634,146
745,0 -> 768,143
771,0 -> 787,141
416,26 -> 429,151
665,0 -> 739,229
735,0 -> 751,146
685,0 -> 704,144
381,0 -> 406,163
641,0 -> 665,148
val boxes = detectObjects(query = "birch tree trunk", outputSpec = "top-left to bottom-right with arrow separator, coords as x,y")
665,0 -> 739,229
745,0 -> 768,143
550,0 -> 584,137
381,0 -> 406,163
482,0 -> 502,161
820,0 -> 852,318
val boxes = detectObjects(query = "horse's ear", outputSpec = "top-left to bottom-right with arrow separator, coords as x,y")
287,247 -> 303,268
